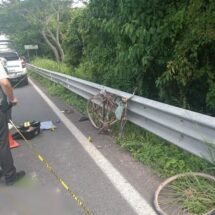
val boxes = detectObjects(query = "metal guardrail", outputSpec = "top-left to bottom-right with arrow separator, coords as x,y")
28,64 -> 215,163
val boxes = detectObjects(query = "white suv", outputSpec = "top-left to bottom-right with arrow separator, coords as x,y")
0,50 -> 28,86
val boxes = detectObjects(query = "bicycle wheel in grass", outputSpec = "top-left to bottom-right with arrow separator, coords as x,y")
154,172 -> 215,215
87,94 -> 117,129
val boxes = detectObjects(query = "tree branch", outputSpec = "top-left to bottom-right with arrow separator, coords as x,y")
47,28 -> 64,62
41,30 -> 60,62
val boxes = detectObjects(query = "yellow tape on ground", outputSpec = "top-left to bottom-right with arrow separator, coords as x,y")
37,155 -> 44,162
60,179 -> 69,191
9,120 -> 93,215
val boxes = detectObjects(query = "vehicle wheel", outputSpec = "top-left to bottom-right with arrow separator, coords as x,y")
22,75 -> 28,86
154,172 -> 215,215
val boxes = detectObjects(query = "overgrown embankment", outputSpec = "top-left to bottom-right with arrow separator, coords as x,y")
30,58 -> 215,178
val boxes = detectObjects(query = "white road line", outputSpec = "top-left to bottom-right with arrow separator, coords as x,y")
29,78 -> 157,215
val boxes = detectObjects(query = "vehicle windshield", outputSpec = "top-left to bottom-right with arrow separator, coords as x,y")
0,52 -> 19,61
0,41 -> 14,50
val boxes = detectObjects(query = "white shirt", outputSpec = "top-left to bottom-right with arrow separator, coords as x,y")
0,62 -> 8,107
0,62 -> 8,80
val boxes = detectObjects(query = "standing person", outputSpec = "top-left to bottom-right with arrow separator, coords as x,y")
0,58 -> 25,185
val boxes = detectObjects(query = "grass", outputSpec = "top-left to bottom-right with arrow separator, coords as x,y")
31,58 -> 73,75
158,173 -> 215,214
29,58 -> 215,178
179,176 -> 215,214
114,122 -> 215,177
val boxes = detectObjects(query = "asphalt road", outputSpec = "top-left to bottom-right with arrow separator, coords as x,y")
0,79 -> 162,215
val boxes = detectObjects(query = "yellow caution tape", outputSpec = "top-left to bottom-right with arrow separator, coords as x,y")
87,136 -> 92,142
38,155 -> 44,162
9,120 -> 93,215
60,179 -> 69,190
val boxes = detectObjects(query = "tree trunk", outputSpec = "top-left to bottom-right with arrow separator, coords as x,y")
41,30 -> 60,62
56,12 -> 65,62
47,29 -> 64,62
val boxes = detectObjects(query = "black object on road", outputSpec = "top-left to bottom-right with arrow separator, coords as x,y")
79,116 -> 89,122
12,121 -> 41,140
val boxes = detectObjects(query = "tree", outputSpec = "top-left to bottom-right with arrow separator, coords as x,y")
63,8 -> 85,66
0,0 -> 73,62
65,0 -> 215,115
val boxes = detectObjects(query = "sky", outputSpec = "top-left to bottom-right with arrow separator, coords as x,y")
72,0 -> 87,8
0,0 -> 86,6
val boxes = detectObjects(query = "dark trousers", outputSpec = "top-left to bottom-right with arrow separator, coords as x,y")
0,109 -> 16,180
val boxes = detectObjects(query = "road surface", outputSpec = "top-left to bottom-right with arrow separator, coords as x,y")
0,79 -> 162,215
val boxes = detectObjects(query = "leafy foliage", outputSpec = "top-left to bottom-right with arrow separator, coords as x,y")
64,0 -> 215,115
0,0 -> 72,61
2,0 -> 214,114
63,9 -> 85,66
31,58 -> 73,75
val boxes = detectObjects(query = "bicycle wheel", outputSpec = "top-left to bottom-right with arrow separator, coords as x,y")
87,94 -> 117,129
154,172 -> 215,215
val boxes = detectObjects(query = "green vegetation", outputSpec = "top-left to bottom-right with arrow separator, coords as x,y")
1,0 -> 215,115
63,0 -> 215,116
31,58 -> 73,75
115,123 -> 214,177
0,0 -> 70,61
178,177 -> 215,214
159,174 -> 215,214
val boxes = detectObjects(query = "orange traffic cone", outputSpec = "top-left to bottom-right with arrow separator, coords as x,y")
9,132 -> 20,149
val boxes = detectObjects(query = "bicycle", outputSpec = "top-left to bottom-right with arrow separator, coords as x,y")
87,89 -> 135,134
154,172 -> 215,215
